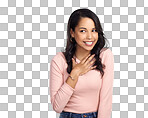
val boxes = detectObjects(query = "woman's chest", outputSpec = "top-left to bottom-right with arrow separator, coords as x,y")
64,69 -> 102,93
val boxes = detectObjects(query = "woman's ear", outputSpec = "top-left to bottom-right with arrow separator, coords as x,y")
70,28 -> 74,38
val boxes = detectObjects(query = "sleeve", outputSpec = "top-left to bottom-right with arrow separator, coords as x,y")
97,49 -> 114,118
49,56 -> 75,113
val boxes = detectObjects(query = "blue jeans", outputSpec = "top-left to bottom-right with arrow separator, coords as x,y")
59,111 -> 98,118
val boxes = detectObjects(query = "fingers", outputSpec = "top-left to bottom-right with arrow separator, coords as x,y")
89,65 -> 97,70
72,58 -> 75,62
73,54 -> 97,76
91,65 -> 97,70
89,60 -> 96,68
85,54 -> 95,65
81,54 -> 91,63
72,58 -> 76,68
85,57 -> 96,69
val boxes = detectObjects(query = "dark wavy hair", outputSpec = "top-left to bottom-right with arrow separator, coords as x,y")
61,8 -> 109,78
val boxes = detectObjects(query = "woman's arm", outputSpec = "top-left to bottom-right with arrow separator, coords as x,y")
49,57 -> 78,113
97,48 -> 114,118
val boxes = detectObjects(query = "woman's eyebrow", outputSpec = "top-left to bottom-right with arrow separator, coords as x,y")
79,27 -> 86,29
79,27 -> 96,29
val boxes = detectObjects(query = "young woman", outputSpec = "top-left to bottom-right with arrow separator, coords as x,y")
50,8 -> 114,118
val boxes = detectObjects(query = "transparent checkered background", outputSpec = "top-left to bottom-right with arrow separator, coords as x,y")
0,0 -> 148,118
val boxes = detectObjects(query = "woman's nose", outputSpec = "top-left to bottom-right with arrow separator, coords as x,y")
87,32 -> 92,39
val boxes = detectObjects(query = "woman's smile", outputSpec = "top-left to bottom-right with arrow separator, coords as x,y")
83,41 -> 94,46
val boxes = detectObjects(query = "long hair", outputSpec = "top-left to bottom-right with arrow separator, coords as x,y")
61,8 -> 109,78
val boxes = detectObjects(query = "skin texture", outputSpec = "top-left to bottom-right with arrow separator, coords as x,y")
70,17 -> 98,61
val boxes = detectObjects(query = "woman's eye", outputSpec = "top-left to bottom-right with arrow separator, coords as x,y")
92,29 -> 97,32
80,30 -> 85,32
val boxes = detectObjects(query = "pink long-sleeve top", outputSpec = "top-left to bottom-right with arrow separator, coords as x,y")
49,48 -> 114,118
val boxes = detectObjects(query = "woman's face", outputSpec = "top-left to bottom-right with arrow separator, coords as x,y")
70,17 -> 98,52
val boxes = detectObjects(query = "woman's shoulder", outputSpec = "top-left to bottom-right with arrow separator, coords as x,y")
51,52 -> 66,63
100,47 -> 114,58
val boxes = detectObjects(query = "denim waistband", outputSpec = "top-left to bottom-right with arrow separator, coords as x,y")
60,111 -> 98,118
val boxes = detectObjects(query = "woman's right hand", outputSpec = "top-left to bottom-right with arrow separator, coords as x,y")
72,54 -> 97,76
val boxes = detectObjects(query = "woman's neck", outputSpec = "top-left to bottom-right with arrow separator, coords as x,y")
74,50 -> 90,61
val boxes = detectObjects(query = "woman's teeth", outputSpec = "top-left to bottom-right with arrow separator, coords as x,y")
84,41 -> 94,46
85,42 -> 93,45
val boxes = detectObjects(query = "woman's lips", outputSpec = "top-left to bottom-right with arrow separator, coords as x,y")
84,41 -> 94,46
